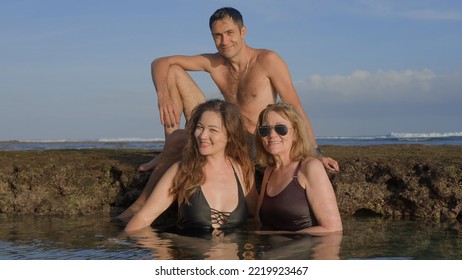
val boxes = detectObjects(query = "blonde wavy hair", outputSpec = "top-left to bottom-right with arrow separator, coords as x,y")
170,99 -> 254,204
255,102 -> 315,167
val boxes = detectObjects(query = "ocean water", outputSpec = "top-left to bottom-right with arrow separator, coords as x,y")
1,132 -> 462,151
0,215 -> 461,260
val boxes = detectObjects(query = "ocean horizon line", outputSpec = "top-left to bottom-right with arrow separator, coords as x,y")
1,131 -> 462,143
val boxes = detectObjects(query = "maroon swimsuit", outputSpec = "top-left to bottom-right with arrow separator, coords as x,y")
259,161 -> 318,231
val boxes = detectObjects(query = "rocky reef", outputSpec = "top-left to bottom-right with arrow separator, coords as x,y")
1,145 -> 461,222
328,145 -> 462,222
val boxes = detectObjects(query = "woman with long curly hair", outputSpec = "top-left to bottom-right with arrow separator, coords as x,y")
124,99 -> 257,233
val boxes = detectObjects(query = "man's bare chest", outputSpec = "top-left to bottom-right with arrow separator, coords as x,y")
211,71 -> 273,103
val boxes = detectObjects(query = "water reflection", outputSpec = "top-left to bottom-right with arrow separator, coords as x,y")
0,214 -> 460,260
255,232 -> 342,260
340,217 -> 462,259
123,228 -> 246,259
121,226 -> 342,260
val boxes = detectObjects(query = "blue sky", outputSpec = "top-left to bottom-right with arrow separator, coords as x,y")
1,0 -> 461,141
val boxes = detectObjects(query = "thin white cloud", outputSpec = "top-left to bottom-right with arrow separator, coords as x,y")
296,69 -> 460,102
295,68 -> 462,136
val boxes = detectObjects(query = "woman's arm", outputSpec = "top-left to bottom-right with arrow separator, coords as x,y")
124,163 -> 180,233
298,158 -> 343,235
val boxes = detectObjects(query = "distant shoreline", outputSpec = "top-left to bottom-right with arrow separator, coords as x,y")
2,133 -> 462,151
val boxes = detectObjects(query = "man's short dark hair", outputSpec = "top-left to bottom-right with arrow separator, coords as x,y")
209,7 -> 244,30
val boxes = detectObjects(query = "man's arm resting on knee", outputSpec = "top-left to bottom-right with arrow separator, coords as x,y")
151,54 -> 217,128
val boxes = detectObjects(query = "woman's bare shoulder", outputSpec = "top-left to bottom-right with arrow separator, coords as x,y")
303,157 -> 324,168
299,157 -> 326,180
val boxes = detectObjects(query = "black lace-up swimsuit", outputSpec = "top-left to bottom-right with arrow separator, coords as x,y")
177,165 -> 248,232
259,161 -> 318,231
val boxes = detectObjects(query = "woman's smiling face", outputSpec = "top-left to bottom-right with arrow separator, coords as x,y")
194,111 -> 228,156
260,111 -> 294,156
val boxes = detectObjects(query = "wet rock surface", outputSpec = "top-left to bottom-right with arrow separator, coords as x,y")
0,149 -> 153,215
328,145 -> 462,222
1,145 -> 461,222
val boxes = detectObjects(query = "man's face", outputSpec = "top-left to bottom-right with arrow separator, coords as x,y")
211,17 -> 246,59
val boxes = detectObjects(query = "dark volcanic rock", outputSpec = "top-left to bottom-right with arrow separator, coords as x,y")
0,145 -> 461,222
0,149 -> 153,215
326,145 -> 462,222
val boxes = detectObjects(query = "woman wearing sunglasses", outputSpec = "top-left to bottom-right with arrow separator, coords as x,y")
124,99 -> 257,234
255,103 -> 342,234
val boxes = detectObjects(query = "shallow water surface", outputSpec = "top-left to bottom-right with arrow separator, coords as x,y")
0,215 -> 461,260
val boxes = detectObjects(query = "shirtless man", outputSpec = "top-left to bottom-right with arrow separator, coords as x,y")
118,7 -> 339,220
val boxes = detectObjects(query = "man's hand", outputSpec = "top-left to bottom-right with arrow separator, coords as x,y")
321,156 -> 339,172
158,94 -> 180,128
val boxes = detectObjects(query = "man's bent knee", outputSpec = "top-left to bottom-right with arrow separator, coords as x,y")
168,64 -> 189,80
167,65 -> 205,120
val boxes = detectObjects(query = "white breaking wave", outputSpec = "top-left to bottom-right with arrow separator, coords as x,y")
388,132 -> 462,139
4,138 -> 165,143
317,132 -> 462,140
97,137 -> 165,142
17,139 -> 70,143
317,135 -> 388,140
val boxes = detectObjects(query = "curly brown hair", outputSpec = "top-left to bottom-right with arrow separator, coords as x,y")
170,99 -> 254,204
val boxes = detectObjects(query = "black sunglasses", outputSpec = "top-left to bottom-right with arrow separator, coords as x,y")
258,124 -> 290,137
